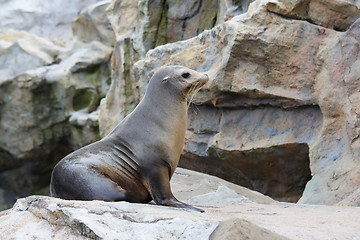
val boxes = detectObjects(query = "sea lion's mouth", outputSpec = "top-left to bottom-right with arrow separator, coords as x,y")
186,74 -> 209,108
186,74 -> 209,94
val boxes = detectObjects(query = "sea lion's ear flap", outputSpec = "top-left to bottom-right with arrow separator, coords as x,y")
162,76 -> 169,83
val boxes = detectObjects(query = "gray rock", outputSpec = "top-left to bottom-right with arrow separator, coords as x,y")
0,0 -> 103,41
72,0 -> 115,45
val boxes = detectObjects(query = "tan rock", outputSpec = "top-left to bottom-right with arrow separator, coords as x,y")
266,0 -> 360,31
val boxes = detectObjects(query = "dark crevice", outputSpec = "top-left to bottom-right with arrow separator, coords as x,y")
210,90 -> 315,110
180,143 -> 312,202
182,104 -> 321,202
266,8 -> 347,32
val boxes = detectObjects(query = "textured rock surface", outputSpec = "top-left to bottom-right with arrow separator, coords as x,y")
0,0 -> 103,41
0,0 -> 113,209
266,0 -> 360,31
1,168 -> 360,240
98,0 -> 360,205
72,0 -> 115,45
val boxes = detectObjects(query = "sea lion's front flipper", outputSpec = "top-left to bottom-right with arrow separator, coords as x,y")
145,166 -> 204,213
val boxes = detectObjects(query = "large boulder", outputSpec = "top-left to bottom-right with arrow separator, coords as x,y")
99,0 -> 360,205
1,168 -> 360,240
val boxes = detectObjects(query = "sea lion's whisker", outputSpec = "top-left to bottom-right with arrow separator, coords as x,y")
187,82 -> 200,110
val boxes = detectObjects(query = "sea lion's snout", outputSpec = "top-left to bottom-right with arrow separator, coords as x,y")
182,69 -> 210,98
202,73 -> 209,85
196,73 -> 209,88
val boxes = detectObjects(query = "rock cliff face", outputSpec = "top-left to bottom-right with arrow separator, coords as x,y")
99,0 -> 360,205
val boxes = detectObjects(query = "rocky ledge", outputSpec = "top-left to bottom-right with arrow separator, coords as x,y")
1,168 -> 359,240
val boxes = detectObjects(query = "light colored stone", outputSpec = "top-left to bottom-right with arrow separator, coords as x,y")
0,30 -> 66,82
217,0 -> 254,24
72,0 -> 115,45
0,0 -> 103,41
1,168 -> 360,240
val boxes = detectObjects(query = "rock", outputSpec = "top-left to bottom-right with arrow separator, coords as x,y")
210,219 -> 290,240
72,0 -> 115,45
0,0 -> 104,41
0,0 -> 113,210
266,0 -> 360,31
1,0 -> 360,217
1,168 -> 360,240
0,38 -> 112,209
0,30 -> 66,82
217,0 -> 254,24
98,0 -> 360,205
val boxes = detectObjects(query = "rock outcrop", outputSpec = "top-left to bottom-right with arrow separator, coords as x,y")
1,168 -> 360,240
99,0 -> 360,205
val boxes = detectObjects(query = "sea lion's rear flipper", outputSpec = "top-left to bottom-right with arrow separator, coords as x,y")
51,162 -> 128,201
145,166 -> 204,213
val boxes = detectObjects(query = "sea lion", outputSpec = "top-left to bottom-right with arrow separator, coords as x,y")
50,65 -> 208,212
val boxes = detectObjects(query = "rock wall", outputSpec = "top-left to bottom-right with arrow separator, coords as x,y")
0,0 -> 114,209
99,0 -> 360,205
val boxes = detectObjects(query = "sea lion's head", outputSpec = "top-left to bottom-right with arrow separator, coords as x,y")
147,65 -> 209,100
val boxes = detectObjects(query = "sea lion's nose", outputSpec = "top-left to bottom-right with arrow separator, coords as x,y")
204,74 -> 209,78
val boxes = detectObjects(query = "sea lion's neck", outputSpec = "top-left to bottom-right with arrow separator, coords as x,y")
141,90 -> 188,161
144,88 -> 186,116
108,87 -> 188,168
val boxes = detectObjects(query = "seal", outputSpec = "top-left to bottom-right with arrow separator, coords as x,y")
50,65 -> 208,212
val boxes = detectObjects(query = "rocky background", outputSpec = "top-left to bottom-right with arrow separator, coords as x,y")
2,0 -> 360,238
1,0 -> 360,233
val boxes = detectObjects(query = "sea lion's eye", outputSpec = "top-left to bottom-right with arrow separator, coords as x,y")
182,72 -> 190,78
